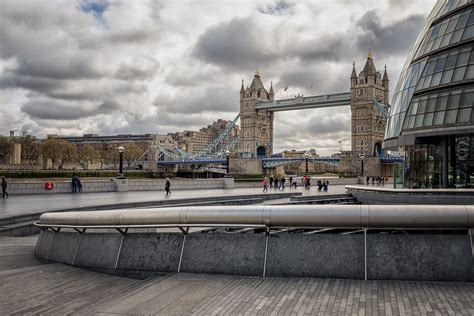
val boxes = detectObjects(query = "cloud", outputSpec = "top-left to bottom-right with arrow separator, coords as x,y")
356,10 -> 426,55
21,98 -> 120,120
0,0 -> 436,154
193,16 -> 279,71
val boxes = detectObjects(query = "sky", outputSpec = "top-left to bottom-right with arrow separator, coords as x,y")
0,0 -> 438,155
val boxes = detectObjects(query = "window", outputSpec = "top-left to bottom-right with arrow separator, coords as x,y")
415,7 -> 474,59
403,87 -> 474,130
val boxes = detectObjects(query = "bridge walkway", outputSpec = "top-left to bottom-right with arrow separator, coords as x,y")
1,235 -> 473,315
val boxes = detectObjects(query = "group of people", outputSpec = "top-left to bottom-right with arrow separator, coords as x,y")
1,176 -> 8,199
262,176 -> 299,192
366,176 -> 387,186
262,175 -> 330,192
71,175 -> 82,193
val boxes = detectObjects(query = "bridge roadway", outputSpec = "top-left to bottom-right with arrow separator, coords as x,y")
1,235 -> 473,314
0,185 -> 347,219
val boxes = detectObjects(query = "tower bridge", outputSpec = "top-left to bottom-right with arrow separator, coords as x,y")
157,52 -> 400,174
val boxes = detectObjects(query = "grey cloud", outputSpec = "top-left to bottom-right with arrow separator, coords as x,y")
258,1 -> 295,16
154,86 -> 239,115
115,55 -> 160,80
21,98 -> 120,120
193,16 -> 278,70
356,10 -> 425,55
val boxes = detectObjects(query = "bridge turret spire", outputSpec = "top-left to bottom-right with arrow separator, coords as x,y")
362,50 -> 377,77
240,79 -> 245,93
351,62 -> 357,80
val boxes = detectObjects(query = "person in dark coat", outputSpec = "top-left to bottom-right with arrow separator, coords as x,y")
77,177 -> 82,193
72,175 -> 78,193
165,178 -> 171,195
1,176 -> 8,199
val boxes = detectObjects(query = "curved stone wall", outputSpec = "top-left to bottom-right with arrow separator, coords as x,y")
35,230 -> 474,282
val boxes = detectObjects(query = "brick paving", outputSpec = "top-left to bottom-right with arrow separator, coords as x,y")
1,235 -> 473,315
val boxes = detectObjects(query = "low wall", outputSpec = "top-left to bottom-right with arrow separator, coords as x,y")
3,178 -> 225,195
346,185 -> 474,205
35,230 -> 474,281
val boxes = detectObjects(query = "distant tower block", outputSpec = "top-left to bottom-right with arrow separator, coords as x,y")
239,70 -> 274,158
350,51 -> 389,157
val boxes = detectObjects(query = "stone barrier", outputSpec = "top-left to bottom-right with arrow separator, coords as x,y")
35,230 -> 474,281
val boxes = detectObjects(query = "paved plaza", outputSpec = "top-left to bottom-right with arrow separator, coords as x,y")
1,235 -> 473,315
0,185 -> 347,219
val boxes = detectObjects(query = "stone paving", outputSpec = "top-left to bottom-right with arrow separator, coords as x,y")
0,185 -> 347,219
1,235 -> 473,315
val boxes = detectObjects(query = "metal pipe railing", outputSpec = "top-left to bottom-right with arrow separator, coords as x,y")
37,205 -> 474,229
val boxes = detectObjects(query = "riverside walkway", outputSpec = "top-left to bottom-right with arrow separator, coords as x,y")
1,235 -> 473,315
0,185 -> 346,219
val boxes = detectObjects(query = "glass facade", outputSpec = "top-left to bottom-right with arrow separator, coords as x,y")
384,0 -> 474,188
414,6 -> 474,59
404,134 -> 474,188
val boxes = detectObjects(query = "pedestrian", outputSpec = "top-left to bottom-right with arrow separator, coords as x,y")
281,177 -> 286,190
262,177 -> 268,192
77,176 -> 82,193
1,176 -> 8,199
316,179 -> 321,191
324,179 -> 329,191
371,177 -> 375,185
366,176 -> 370,186
322,179 -> 327,192
165,178 -> 171,195
72,175 -> 77,193
289,176 -> 293,188
274,178 -> 279,190
269,176 -> 273,189
381,177 -> 385,186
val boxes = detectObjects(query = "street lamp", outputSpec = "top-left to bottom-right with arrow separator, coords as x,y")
225,150 -> 231,175
304,152 -> 310,175
360,153 -> 365,176
118,146 -> 125,178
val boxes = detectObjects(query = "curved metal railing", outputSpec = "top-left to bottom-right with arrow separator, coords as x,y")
35,205 -> 474,230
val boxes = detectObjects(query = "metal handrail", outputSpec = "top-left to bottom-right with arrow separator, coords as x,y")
36,205 -> 474,229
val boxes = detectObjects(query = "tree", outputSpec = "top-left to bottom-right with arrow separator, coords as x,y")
123,143 -> 143,168
78,144 -> 100,169
20,135 -> 39,164
0,137 -> 11,164
39,139 -> 78,169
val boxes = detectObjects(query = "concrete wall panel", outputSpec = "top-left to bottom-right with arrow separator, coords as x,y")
74,233 -> 122,269
266,234 -> 364,279
117,233 -> 182,272
180,233 -> 266,276
367,234 -> 474,282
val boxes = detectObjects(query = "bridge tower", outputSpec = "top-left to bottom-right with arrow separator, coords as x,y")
239,70 -> 274,158
350,51 -> 389,157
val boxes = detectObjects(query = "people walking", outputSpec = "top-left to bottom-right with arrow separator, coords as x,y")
262,177 -> 268,192
77,176 -> 82,193
371,177 -> 375,185
323,179 -> 329,192
274,178 -> 279,190
269,176 -> 273,189
280,177 -> 286,190
289,176 -> 293,188
72,175 -> 78,193
1,176 -> 8,199
366,176 -> 370,186
316,179 -> 321,191
165,178 -> 171,195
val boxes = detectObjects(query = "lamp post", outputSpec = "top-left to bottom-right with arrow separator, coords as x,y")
304,152 -> 310,175
118,146 -> 125,178
225,150 -> 231,175
360,153 -> 365,176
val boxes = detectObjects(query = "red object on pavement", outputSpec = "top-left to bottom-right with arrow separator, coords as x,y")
44,182 -> 55,190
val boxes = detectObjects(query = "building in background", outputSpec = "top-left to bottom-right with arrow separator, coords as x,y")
350,52 -> 389,157
384,0 -> 474,188
168,119 -> 240,155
